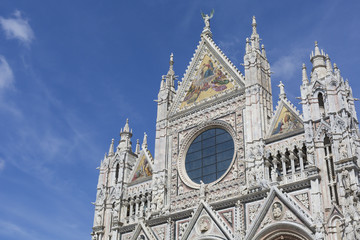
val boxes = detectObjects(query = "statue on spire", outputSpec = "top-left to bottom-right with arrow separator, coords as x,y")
201,9 -> 214,33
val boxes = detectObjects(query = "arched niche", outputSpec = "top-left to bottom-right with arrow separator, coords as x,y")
253,222 -> 313,240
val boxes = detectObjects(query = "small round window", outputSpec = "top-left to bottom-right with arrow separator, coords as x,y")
185,128 -> 234,184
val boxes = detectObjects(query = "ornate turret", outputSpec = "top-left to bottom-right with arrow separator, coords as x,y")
310,41 -> 327,79
243,16 -> 273,142
118,119 -> 133,152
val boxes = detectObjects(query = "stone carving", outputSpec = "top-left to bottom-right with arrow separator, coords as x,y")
96,214 -> 102,226
295,193 -> 310,210
342,217 -> 355,240
221,211 -> 233,227
260,215 -> 272,229
198,216 -> 211,233
272,202 -> 283,220
284,211 -> 297,222
339,139 -> 348,159
199,180 -> 207,199
178,221 -> 189,239
341,170 -> 351,192
314,213 -> 325,240
153,226 -> 165,239
248,203 -> 261,224
97,184 -> 106,204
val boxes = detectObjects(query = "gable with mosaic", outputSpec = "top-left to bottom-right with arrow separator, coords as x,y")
180,55 -> 234,109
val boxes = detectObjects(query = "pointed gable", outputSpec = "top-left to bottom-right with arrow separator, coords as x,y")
129,149 -> 153,184
181,201 -> 234,240
130,221 -> 157,240
267,98 -> 304,140
245,187 -> 315,240
169,35 -> 245,115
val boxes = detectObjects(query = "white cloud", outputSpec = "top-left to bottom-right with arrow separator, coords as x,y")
0,10 -> 34,45
271,48 -> 307,82
0,56 -> 14,90
0,220 -> 33,239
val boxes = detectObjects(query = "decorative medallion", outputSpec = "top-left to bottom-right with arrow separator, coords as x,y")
198,215 -> 212,233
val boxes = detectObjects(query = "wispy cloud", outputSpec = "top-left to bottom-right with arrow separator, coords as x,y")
0,10 -> 34,45
0,220 -> 34,239
0,158 -> 4,171
271,48 -> 307,82
0,56 -> 14,90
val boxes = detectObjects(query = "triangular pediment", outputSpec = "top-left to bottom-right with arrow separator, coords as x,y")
326,205 -> 343,224
128,149 -> 153,184
314,119 -> 331,141
131,221 -> 157,240
266,99 -> 304,140
169,35 -> 245,116
245,187 -> 315,240
181,201 -> 234,240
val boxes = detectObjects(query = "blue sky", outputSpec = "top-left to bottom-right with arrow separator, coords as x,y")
0,0 -> 359,239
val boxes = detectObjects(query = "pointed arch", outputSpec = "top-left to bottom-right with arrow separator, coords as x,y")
318,92 -> 325,115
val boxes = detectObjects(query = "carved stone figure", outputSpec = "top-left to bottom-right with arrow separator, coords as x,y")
199,180 -> 207,199
201,10 -> 214,29
272,202 -> 283,220
342,170 -> 351,192
198,216 -> 211,233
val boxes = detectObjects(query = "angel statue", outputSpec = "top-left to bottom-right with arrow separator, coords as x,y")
201,9 -> 214,29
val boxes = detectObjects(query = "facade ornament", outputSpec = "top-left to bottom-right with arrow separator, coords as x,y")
271,202 -> 283,220
278,81 -> 286,99
341,170 -> 351,193
198,216 -> 211,233
201,10 -> 214,34
199,180 -> 207,200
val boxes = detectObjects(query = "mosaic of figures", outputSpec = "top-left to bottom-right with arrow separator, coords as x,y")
271,106 -> 303,136
181,55 -> 234,109
132,155 -> 152,182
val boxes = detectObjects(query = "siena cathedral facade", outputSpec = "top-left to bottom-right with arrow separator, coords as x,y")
91,15 -> 360,240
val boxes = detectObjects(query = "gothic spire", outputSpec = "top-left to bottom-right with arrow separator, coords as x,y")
250,16 -> 260,50
166,53 -> 175,88
302,63 -> 309,84
142,132 -> 148,149
325,54 -> 332,72
251,16 -> 257,35
123,118 -> 130,133
167,53 -> 174,76
108,138 -> 114,156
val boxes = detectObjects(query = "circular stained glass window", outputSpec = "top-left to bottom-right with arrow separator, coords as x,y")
185,128 -> 234,184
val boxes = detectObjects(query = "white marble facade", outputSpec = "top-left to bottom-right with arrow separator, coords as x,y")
91,15 -> 360,240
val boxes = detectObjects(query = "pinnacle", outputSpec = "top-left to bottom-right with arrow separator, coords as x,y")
167,52 -> 175,76
122,118 -> 130,133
